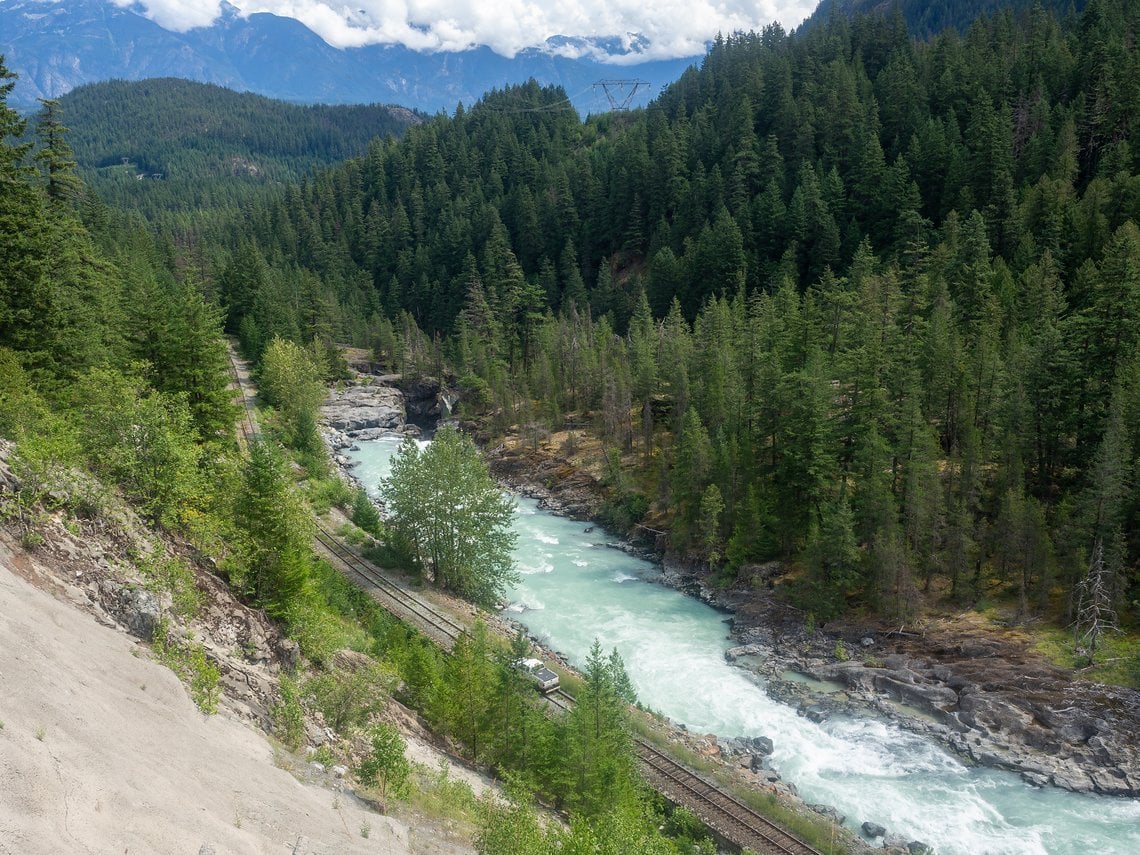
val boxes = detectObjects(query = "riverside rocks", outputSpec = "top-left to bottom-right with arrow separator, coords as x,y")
484,443 -> 602,520
861,821 -> 886,838
323,383 -> 405,434
716,605 -> 1140,797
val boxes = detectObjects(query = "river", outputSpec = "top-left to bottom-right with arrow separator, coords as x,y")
346,436 -> 1140,855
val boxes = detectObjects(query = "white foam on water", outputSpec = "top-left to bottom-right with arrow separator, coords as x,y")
612,572 -> 637,583
504,593 -> 545,613
572,559 -> 588,567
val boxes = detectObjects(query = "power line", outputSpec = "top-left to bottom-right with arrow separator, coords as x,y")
592,79 -> 650,111
475,85 -> 595,114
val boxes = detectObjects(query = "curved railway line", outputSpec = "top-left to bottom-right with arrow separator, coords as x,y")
225,350 -> 827,855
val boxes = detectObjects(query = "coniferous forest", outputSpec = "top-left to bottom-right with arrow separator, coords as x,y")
202,0 -> 1140,628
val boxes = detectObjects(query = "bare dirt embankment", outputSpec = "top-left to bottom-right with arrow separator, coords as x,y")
0,545 -> 408,855
0,428 -> 490,855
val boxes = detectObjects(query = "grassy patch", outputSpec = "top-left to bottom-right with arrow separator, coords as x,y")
404,759 -> 480,826
1034,627 -> 1140,688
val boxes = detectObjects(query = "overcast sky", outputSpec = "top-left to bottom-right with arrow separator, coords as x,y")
109,1 -> 818,61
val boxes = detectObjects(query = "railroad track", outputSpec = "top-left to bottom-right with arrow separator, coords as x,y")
313,522 -> 466,650
226,344 -> 259,446
635,739 -> 821,855
547,687 -> 576,711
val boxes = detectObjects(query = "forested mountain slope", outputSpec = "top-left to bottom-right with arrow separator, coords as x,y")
209,0 -> 1140,631
63,79 -> 419,176
808,0 -> 1086,38
55,78 -> 420,221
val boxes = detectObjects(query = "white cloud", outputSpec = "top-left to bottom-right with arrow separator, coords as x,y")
114,1 -> 818,59
110,0 -> 224,31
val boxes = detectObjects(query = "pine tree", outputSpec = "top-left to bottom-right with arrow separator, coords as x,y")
562,639 -> 636,816
33,99 -> 81,206
233,438 -> 313,614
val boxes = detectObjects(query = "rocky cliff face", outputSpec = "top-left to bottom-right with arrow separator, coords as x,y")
323,382 -> 407,437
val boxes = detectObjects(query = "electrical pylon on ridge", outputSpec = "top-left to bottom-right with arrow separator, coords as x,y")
593,79 -> 650,111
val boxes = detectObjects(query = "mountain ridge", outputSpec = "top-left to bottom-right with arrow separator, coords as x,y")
0,0 -> 700,114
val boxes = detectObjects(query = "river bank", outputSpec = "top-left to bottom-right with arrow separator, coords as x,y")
320,373 -> 1140,852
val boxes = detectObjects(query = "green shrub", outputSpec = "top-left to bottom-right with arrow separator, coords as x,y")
273,673 -> 306,750
304,662 -> 395,734
153,620 -> 221,714
306,475 -> 353,514
357,722 -> 411,806
139,554 -> 201,620
284,594 -> 367,665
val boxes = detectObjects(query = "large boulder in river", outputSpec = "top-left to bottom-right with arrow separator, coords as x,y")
750,735 -> 774,755
861,821 -> 886,838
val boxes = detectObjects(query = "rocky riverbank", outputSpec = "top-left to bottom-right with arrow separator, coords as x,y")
483,443 -> 603,520
659,557 -> 1140,800
320,377 -> 421,478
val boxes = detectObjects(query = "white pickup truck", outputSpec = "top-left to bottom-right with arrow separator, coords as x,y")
515,657 -> 560,693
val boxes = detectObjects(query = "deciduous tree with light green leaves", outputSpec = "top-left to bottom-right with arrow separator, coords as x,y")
357,722 -> 411,807
382,426 -> 518,608
257,336 -> 326,451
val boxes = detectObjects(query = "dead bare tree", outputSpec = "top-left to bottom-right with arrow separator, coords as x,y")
1072,538 -> 1119,662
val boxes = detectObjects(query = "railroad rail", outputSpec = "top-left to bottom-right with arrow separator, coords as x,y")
225,347 -> 826,855
636,739 -> 821,855
226,342 -> 259,446
312,522 -> 466,650
313,529 -> 824,855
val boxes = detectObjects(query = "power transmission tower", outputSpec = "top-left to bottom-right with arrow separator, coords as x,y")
593,79 -> 650,111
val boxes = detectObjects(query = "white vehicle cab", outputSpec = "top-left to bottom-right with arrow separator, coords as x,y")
515,657 -> 560,693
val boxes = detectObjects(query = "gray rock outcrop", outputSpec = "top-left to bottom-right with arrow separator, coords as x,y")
861,821 -> 886,838
323,384 -> 405,433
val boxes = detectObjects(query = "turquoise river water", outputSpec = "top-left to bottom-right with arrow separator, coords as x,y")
347,436 -> 1140,855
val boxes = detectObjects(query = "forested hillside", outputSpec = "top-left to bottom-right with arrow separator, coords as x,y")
56,78 -> 420,222
210,0 -> 1140,630
808,0 -> 1086,38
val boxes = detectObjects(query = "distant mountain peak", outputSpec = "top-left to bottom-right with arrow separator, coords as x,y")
0,0 -> 700,114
